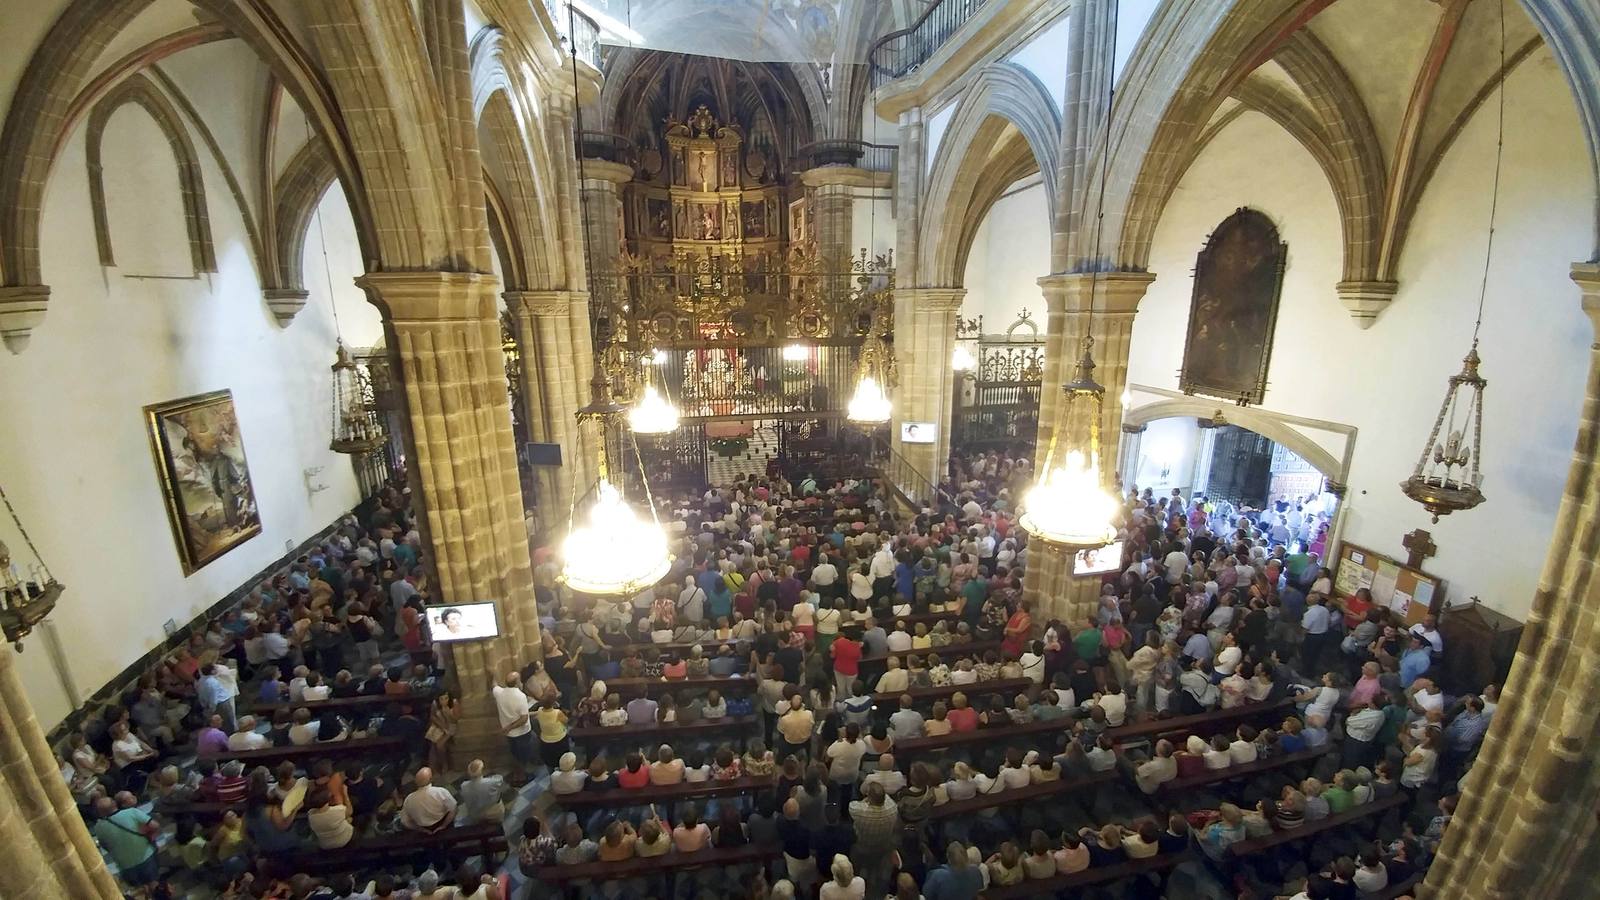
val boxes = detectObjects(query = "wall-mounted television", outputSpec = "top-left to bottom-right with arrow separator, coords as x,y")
1073,541 -> 1124,577
525,443 -> 563,467
900,422 -> 937,444
426,601 -> 501,642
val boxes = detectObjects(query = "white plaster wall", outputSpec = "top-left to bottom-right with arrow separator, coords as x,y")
0,99 -> 382,727
100,105 -> 194,277
1135,416 -> 1201,497
1009,12 -> 1071,113
1115,0 -> 1164,83
303,185 -> 387,350
959,177 -> 1051,331
1125,49 -> 1593,623
924,102 -> 956,176
157,42 -> 270,221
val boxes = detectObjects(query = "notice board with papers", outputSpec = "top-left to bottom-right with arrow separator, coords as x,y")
1330,541 -> 1444,627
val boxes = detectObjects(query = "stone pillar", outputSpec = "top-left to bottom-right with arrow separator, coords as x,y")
0,648 -> 121,898
1024,271 -> 1154,623
580,159 -> 633,274
506,289 -> 594,535
1421,262 -> 1600,899
1116,423 -> 1145,490
802,166 -> 887,271
359,270 -> 542,759
892,287 -> 965,487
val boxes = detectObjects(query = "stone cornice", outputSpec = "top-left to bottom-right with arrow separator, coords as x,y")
357,271 -> 500,323
505,288 -> 587,318
1037,271 -> 1157,314
580,159 -> 635,186
0,284 -> 50,354
800,166 -> 893,189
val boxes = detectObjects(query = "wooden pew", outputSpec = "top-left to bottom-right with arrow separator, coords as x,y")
1228,793 -> 1405,856
553,774 -> 775,810
606,675 -> 758,696
842,610 -> 966,633
928,773 -> 1116,821
1156,745 -> 1331,795
245,690 -> 441,718
857,639 -> 1004,671
262,821 -> 507,877
568,716 -> 758,747
873,678 -> 1032,706
1108,697 -> 1297,746
981,851 -> 1192,899
894,716 -> 1080,764
1375,873 -> 1424,899
198,736 -> 408,767
535,843 -> 781,884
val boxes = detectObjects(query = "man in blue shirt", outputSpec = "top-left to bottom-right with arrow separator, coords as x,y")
89,795 -> 159,886
1399,632 -> 1433,688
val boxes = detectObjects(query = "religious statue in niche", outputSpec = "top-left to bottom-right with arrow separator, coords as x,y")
743,200 -> 768,238
692,149 -> 717,191
721,150 -> 739,190
671,148 -> 686,186
724,199 -> 740,239
697,203 -> 721,240
673,200 -> 690,239
1179,207 -> 1287,406
767,198 -> 781,238
647,198 -> 672,239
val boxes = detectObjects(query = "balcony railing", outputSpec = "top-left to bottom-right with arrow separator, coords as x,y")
545,1 -> 602,69
578,130 -> 634,166
796,139 -> 899,174
868,0 -> 992,89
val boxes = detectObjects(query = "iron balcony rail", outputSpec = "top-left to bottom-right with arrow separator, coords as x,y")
867,0 -> 993,89
796,140 -> 900,173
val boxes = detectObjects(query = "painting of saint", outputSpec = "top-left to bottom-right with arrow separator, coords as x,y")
789,198 -> 808,243
144,390 -> 261,573
671,148 -> 686,186
1179,207 -> 1288,405
721,150 -> 738,189
673,200 -> 689,239
648,198 -> 672,239
743,200 -> 767,238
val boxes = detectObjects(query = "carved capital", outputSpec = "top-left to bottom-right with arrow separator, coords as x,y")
1336,280 -> 1399,329
580,159 -> 635,187
0,285 -> 50,354
356,271 -> 499,324
1038,271 -> 1156,315
263,288 -> 309,327
800,166 -> 892,190
897,287 -> 965,312
505,289 -> 582,319
1574,263 -> 1600,344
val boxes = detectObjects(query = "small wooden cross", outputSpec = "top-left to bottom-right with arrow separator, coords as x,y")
1402,528 -> 1437,569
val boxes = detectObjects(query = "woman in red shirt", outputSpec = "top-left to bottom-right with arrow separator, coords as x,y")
831,634 -> 862,698
946,692 -> 980,732
616,752 -> 651,789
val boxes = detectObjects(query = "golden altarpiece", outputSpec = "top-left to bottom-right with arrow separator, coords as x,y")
592,106 -> 893,486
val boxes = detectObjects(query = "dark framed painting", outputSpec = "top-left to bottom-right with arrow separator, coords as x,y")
144,389 -> 261,574
1179,207 -> 1288,406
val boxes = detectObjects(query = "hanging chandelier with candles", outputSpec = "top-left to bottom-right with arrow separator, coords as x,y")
847,332 -> 895,424
1018,339 -> 1119,550
628,378 -> 681,434
0,481 -> 63,651
1400,2 -> 1508,523
329,341 -> 386,454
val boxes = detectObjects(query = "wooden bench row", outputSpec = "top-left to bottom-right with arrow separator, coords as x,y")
1156,745 -> 1331,795
244,689 -> 442,718
888,696 -> 1297,764
568,716 -> 759,746
872,677 -> 1033,707
930,773 -> 1116,821
197,736 -> 409,767
263,821 -> 507,877
981,851 -> 1192,899
552,774 -> 775,811
1228,793 -> 1405,855
534,843 -> 780,884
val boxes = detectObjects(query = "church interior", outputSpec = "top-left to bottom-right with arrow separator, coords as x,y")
0,0 -> 1596,897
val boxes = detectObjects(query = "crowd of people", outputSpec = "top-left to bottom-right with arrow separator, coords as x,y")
66,447 -> 1498,900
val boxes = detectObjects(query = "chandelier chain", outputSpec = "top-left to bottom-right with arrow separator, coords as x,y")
570,3 -> 597,311
0,480 -> 52,582
1471,0 -> 1508,346
314,205 -> 343,342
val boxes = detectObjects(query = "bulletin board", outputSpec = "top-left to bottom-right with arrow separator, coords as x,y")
1330,541 -> 1444,628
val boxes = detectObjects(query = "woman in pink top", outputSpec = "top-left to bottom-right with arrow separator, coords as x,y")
946,693 -> 980,732
671,807 -> 712,852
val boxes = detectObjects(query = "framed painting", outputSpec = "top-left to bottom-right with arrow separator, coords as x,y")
1179,207 -> 1288,406
144,389 -> 261,574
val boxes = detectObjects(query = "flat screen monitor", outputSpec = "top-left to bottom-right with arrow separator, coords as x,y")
525,442 -> 563,467
900,422 -> 937,444
1073,541 -> 1124,577
426,602 -> 501,642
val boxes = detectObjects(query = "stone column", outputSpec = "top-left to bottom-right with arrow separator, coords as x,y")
1024,271 -> 1154,623
505,289 -> 592,535
892,287 -> 965,488
0,648 -> 121,898
1116,423 -> 1145,489
802,165 -> 887,271
580,159 -> 633,275
359,270 -> 542,759
1421,262 -> 1600,899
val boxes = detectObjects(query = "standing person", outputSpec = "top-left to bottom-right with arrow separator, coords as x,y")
534,697 -> 571,771
195,663 -> 240,734
90,794 -> 161,888
1001,599 -> 1033,658
830,631 -> 862,699
1301,593 -> 1332,671
493,671 -> 535,774
425,691 -> 461,773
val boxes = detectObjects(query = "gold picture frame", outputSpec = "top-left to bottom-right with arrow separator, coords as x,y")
144,389 -> 262,574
